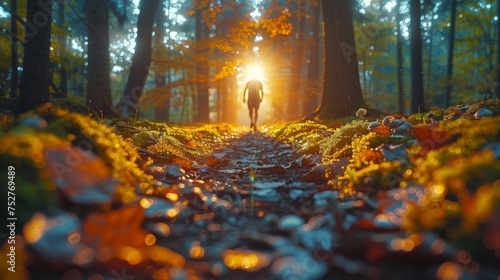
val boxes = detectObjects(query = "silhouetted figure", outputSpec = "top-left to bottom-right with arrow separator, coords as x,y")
243,78 -> 264,131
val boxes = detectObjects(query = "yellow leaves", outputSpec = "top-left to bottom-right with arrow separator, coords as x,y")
259,11 -> 293,38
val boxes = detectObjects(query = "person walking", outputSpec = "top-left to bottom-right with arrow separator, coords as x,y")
243,78 -> 264,131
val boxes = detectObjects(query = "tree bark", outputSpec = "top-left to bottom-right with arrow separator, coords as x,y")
195,8 -> 210,123
308,0 -> 376,120
86,0 -> 115,117
10,0 -> 18,99
154,0 -> 169,122
396,0 -> 405,114
444,0 -> 457,108
410,0 -> 425,113
289,1 -> 307,119
16,0 -> 52,114
306,1 -> 322,115
116,0 -> 160,117
496,0 -> 500,98
54,0 -> 67,98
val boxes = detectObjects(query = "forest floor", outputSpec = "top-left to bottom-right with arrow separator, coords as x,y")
1,100 -> 500,280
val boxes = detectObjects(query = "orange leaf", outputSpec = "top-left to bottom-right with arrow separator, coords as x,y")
411,125 -> 450,151
82,204 -> 148,252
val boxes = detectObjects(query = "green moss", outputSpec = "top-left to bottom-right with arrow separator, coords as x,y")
267,120 -> 333,154
320,120 -> 370,162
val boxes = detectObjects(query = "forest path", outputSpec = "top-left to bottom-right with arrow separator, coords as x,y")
151,131 -> 440,280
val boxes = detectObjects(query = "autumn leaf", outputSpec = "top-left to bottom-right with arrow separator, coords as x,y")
44,147 -> 119,207
82,204 -> 148,253
411,125 -> 450,151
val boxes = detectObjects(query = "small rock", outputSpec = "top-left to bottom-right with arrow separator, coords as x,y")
368,121 -> 380,131
19,116 -> 48,130
474,108 -> 493,119
382,116 -> 395,127
277,214 -> 305,231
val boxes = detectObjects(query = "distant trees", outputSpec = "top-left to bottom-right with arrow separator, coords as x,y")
5,0 -> 500,120
16,0 -> 52,114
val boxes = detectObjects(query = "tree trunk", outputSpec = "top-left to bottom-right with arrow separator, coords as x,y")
305,1 -> 322,115
86,0 -> 115,117
496,0 -> 500,98
195,8 -> 210,123
16,0 -> 52,114
444,0 -> 457,108
54,0 -> 67,98
10,0 -> 18,99
116,0 -> 160,117
309,0 -> 375,120
396,0 -> 405,114
154,0 -> 169,122
289,1 -> 307,119
410,0 -> 425,113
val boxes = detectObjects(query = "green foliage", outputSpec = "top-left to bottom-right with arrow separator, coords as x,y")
320,120 -> 370,162
266,120 -> 333,154
116,119 -> 240,161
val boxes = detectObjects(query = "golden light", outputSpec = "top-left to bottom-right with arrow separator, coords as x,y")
246,64 -> 266,81
223,249 -> 270,272
153,222 -> 171,237
189,242 -> 205,259
140,197 -> 153,209
119,246 -> 143,265
167,208 -> 179,218
166,192 -> 179,202
145,234 -> 157,246
23,213 -> 46,244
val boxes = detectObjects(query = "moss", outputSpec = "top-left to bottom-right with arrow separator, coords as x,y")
320,120 -> 370,162
460,98 -> 500,119
0,132 -> 69,225
266,120 -> 333,154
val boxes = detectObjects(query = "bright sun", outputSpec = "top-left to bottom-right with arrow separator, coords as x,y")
242,63 -> 266,83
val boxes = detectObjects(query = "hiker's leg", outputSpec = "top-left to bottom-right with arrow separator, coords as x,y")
248,106 -> 254,127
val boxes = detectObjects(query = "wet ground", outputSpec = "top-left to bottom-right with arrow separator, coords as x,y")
24,130 -> 499,280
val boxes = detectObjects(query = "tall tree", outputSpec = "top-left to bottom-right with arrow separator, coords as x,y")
496,0 -> 500,98
10,0 -> 18,99
194,5 -> 210,123
444,0 -> 457,107
153,0 -> 169,122
305,0 -> 322,115
289,0 -> 307,119
396,0 -> 404,114
86,0 -> 115,116
54,0 -> 67,98
116,0 -> 160,117
309,0 -> 376,120
410,0 -> 425,113
16,0 -> 53,114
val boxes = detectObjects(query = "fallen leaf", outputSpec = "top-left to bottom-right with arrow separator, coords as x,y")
44,147 -> 118,207
412,125 -> 450,151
